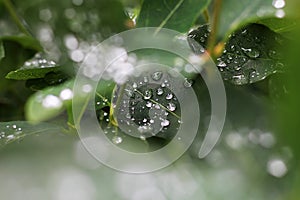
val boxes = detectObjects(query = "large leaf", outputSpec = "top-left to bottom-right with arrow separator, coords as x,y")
0,121 -> 61,147
137,0 -> 211,32
189,23 -> 287,85
215,0 -> 279,41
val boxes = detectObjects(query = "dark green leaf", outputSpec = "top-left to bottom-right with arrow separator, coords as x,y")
189,24 -> 287,85
137,0 -> 211,32
0,35 -> 43,51
0,121 -> 62,147
0,41 -> 4,61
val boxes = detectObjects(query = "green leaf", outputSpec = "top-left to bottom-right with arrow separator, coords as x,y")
217,24 -> 286,85
0,35 -> 43,52
0,41 -> 4,61
215,0 -> 278,41
189,24 -> 287,85
0,121 -> 61,147
5,54 -> 60,80
25,79 -> 115,123
137,0 -> 211,32
258,17 -> 297,34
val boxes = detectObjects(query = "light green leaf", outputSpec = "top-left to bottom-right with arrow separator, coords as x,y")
25,79 -> 115,123
0,121 -> 61,147
215,0 -> 278,41
258,17 -> 297,34
137,0 -> 211,32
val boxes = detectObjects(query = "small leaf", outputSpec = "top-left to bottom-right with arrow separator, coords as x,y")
5,53 -> 60,80
0,121 -> 61,147
137,0 -> 211,32
25,79 -> 115,123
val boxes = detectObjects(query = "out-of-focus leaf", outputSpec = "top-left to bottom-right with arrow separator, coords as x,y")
0,121 -> 62,147
0,41 -> 4,61
0,35 -> 43,52
214,0 -> 278,42
137,0 -> 211,32
258,17 -> 297,35
189,24 -> 287,85
25,78 -> 115,123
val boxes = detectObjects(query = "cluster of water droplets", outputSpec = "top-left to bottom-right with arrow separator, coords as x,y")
99,68 -> 193,146
23,53 -> 56,69
0,124 -> 23,145
216,24 -> 285,85
272,0 -> 286,19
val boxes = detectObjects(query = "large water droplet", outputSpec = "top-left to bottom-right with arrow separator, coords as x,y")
167,102 -> 176,111
161,119 -> 170,127
242,48 -> 260,58
157,88 -> 164,95
183,79 -> 193,88
143,89 -> 153,100
151,71 -> 163,81
166,93 -> 173,100
267,158 -> 288,178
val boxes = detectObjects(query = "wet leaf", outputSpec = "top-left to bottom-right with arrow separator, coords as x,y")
217,24 -> 286,85
137,0 -> 211,32
189,23 -> 287,85
5,54 -> 60,80
0,121 -> 62,147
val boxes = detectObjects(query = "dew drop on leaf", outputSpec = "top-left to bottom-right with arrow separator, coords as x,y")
112,136 -> 122,144
151,71 -> 163,81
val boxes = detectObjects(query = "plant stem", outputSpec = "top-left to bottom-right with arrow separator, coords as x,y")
207,0 -> 223,58
3,0 -> 31,36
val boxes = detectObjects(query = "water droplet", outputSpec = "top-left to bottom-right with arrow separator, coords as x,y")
12,125 -> 17,129
232,74 -> 248,85
112,136 -> 122,144
146,102 -> 152,108
151,71 -> 163,81
140,135 -> 146,140
166,93 -> 173,100
125,89 -> 135,97
217,61 -> 227,67
132,82 -> 138,89
167,102 -> 176,111
6,134 -> 15,140
143,76 -> 149,83
161,119 -> 170,127
275,9 -> 285,18
82,84 -> 92,93
272,0 -> 286,9
157,88 -> 164,95
183,79 -> 193,88
143,89 -> 153,100
242,48 -> 260,58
